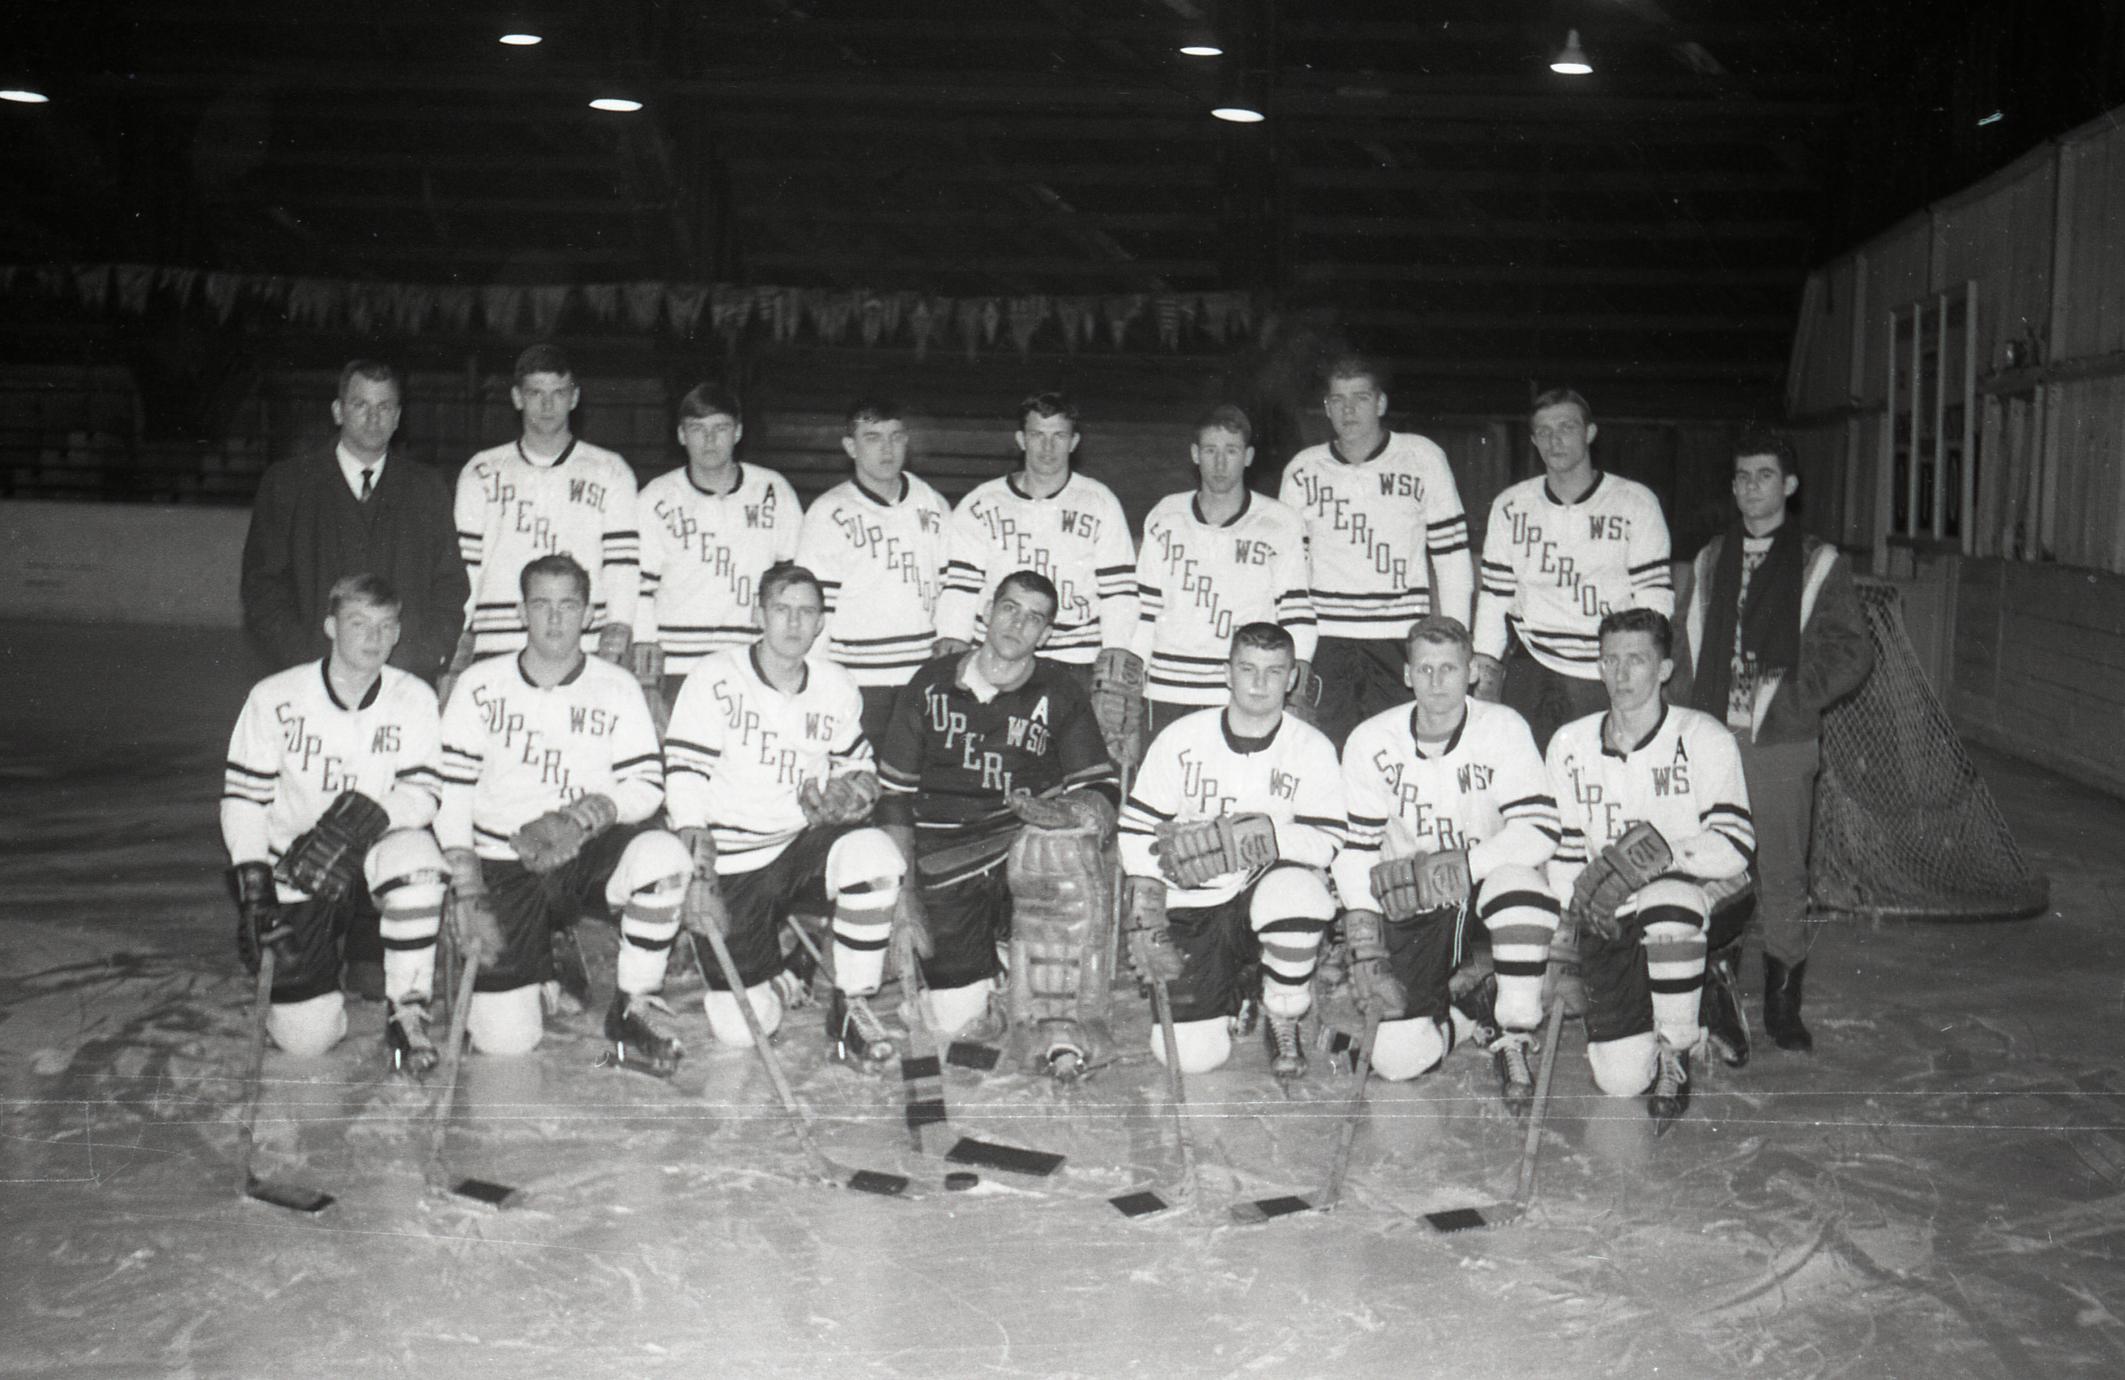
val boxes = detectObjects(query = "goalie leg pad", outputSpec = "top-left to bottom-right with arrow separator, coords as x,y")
926,978 -> 997,1039
1588,1029 -> 1659,1098
367,829 -> 448,1006
825,827 -> 904,997
1249,866 -> 1335,1021
1625,879 -> 1711,1051
606,830 -> 690,995
267,990 -> 348,1057
1151,1015 -> 1233,1074
703,982 -> 784,1047
1478,865 -> 1560,1032
1371,1015 -> 1449,1082
1006,822 -> 1114,1030
466,983 -> 544,1055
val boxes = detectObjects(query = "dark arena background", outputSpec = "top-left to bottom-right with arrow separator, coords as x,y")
6,3 -> 2125,1377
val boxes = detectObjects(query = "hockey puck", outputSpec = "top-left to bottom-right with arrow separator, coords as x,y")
945,1171 -> 979,1192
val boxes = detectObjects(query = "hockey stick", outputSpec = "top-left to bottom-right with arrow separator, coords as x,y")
1425,991 -> 1567,1233
1230,1009 -> 1382,1223
423,918 -> 523,1207
685,930 -> 938,1197
1108,937 -> 1197,1217
235,948 -> 336,1213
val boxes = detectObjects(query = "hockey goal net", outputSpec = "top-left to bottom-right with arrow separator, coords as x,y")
1809,579 -> 2049,921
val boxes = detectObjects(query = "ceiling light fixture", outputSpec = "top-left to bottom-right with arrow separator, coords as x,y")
589,97 -> 644,112
1211,101 -> 1264,123
1211,60 -> 1266,124
1179,30 -> 1223,57
1977,110 -> 2005,126
0,87 -> 50,104
499,33 -> 543,46
1550,29 -> 1592,76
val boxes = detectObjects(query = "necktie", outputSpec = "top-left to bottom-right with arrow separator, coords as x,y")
359,468 -> 374,502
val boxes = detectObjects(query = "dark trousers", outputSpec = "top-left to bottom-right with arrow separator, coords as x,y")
1502,644 -> 1609,752
1312,636 -> 1409,750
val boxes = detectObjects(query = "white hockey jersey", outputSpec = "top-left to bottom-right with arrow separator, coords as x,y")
936,471 -> 1138,665
795,473 -> 952,689
436,653 -> 663,861
1278,431 -> 1474,640
1119,708 -> 1345,910
1544,703 -> 1753,904
222,662 -> 443,892
1130,490 -> 1317,707
664,647 -> 873,874
1473,472 -> 1673,677
455,439 -> 641,656
1334,697 -> 1559,911
636,462 -> 803,677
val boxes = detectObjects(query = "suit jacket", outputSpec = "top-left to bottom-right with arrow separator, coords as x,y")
240,447 -> 468,678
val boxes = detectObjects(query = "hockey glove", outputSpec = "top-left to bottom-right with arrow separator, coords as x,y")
1123,876 -> 1184,985
444,849 -> 505,971
274,790 -> 391,902
594,622 -> 633,665
932,637 -> 973,659
1469,653 -> 1506,704
228,861 -> 295,975
1417,848 -> 1472,912
630,643 -> 670,740
1008,790 -> 1115,837
1570,821 -> 1674,941
678,829 -> 729,938
896,884 -> 935,961
1368,855 -> 1430,923
512,793 -> 620,874
1089,648 -> 1146,772
1285,660 -> 1325,727
1154,813 -> 1279,890
1341,908 -> 1408,1019
802,772 -> 880,826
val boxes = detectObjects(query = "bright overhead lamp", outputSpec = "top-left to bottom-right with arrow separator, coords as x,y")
1550,29 -> 1592,76
1179,30 -> 1223,57
1211,63 -> 1266,123
1211,102 -> 1265,123
589,96 -> 644,112
499,33 -> 543,46
0,87 -> 50,104
1977,110 -> 2005,127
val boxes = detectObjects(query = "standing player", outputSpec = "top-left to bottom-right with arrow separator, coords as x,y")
634,384 -> 802,711
1677,431 -> 1872,1057
221,574 -> 449,1071
1334,616 -> 1561,1103
451,344 -> 641,672
435,555 -> 689,1066
933,393 -> 1140,767
1547,609 -> 1754,1130
877,572 -> 1121,1076
1472,388 -> 1673,749
1278,354 -> 1474,750
1118,624 -> 1344,1079
1132,404 -> 1315,741
795,398 -> 952,743
662,562 -> 908,1066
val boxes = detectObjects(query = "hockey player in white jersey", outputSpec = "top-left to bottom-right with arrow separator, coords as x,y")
449,344 -> 641,675
1335,615 -> 1561,1103
1278,354 -> 1474,751
436,554 -> 690,1069
634,383 -> 802,714
1133,404 -> 1315,742
222,574 -> 449,1072
795,398 -> 951,743
1472,388 -> 1673,749
663,562 -> 907,1066
1547,608 -> 1754,1131
934,392 -> 1141,768
1118,622 -> 1345,1079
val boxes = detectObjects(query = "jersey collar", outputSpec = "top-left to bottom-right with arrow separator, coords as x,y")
1220,709 -> 1281,755
1542,471 -> 1606,507
1599,702 -> 1667,758
514,650 -> 587,689
749,644 -> 809,697
686,463 -> 744,498
853,472 -> 910,507
1190,489 -> 1252,528
517,437 -> 577,470
1330,431 -> 1392,467
1406,701 -> 1469,758
318,658 -> 384,712
1006,470 -> 1072,501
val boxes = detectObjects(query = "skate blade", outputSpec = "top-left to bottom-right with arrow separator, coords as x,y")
944,1136 -> 1065,1177
1424,1202 -> 1524,1233
245,1177 -> 334,1213
450,1177 -> 524,1209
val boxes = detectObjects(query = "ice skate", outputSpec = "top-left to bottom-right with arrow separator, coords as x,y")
605,990 -> 684,1076
1647,1036 -> 1691,1134
385,996 -> 439,1078
829,990 -> 898,1069
1264,1011 -> 1307,1081
1491,1029 -> 1538,1116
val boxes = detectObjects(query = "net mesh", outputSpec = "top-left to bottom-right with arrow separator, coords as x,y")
1810,580 -> 2048,920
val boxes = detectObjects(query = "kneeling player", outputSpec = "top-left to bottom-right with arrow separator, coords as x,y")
1335,616 -> 1560,1102
664,562 -> 906,1065
437,555 -> 689,1066
1118,623 -> 1344,1079
1547,609 -> 1754,1130
877,571 -> 1121,1078
221,574 -> 449,1072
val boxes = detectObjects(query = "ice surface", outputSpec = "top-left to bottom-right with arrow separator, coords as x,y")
5,623 -> 2125,1377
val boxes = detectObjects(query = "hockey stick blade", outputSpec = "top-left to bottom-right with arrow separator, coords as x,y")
945,1137 -> 1065,1177
1109,1187 -> 1177,1218
450,1176 -> 524,1209
427,926 -> 523,1208
245,1177 -> 335,1213
1230,1011 -> 1382,1225
1423,994 -> 1568,1234
236,950 -> 337,1213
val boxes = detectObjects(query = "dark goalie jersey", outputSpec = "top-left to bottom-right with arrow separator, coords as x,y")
876,653 -> 1118,877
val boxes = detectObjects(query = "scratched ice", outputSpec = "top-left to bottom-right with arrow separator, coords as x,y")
4,623 -> 2125,1377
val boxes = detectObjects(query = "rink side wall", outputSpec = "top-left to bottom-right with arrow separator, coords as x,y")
1,499 -> 246,627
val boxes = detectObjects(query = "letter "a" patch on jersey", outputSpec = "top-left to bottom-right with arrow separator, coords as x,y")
1031,695 -> 1050,725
